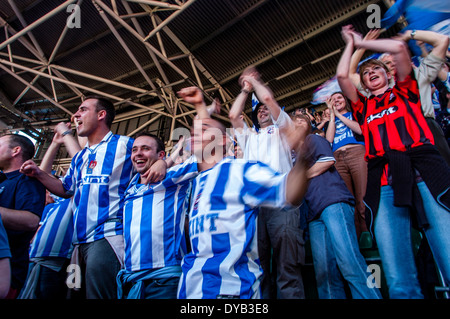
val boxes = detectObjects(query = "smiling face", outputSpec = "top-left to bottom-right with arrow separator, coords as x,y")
131,135 -> 165,175
256,104 -> 273,128
331,93 -> 348,113
359,59 -> 391,92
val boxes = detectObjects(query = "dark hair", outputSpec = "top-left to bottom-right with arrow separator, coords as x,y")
251,102 -> 264,129
134,131 -> 165,153
7,134 -> 35,161
330,91 -> 352,112
85,95 -> 115,128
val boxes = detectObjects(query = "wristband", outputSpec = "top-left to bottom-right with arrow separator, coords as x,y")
62,129 -> 72,136
410,30 -> 416,40
241,89 -> 250,94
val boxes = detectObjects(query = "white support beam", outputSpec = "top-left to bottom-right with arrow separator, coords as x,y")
93,0 -> 189,79
125,0 -> 181,10
142,0 -> 196,41
0,0 -> 77,51
0,63 -> 74,116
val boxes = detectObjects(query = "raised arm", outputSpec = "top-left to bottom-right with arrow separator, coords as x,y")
165,136 -> 185,168
352,30 -> 412,82
398,30 -> 449,61
324,98 -> 336,144
206,98 -> 221,118
242,67 -> 282,121
336,25 -> 359,103
40,122 -> 82,174
349,29 -> 381,88
177,87 -> 210,119
228,75 -> 252,129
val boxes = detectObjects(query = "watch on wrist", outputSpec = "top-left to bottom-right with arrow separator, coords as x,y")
411,30 -> 416,40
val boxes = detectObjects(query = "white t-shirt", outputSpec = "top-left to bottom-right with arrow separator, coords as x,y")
234,110 -> 294,174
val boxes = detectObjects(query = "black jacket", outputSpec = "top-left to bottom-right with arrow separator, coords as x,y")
364,144 -> 450,238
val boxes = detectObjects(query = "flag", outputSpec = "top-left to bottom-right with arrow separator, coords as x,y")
311,76 -> 341,105
381,0 -> 450,56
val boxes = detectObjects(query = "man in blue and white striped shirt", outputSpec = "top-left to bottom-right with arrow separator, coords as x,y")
176,87 -> 309,299
229,67 -> 305,299
21,97 -> 139,299
19,196 -> 73,299
117,132 -> 198,299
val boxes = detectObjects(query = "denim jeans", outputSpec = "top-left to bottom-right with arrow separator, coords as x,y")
142,277 -> 179,299
309,202 -> 382,299
375,181 -> 450,299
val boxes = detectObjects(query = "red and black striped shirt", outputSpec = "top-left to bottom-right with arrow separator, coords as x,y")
351,72 -> 434,161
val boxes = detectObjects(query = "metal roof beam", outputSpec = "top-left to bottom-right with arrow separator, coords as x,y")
218,0 -> 379,85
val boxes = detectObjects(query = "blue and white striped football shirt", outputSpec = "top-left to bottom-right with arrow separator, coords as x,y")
61,132 -> 134,244
123,156 -> 198,272
177,157 -> 290,299
29,197 -> 74,259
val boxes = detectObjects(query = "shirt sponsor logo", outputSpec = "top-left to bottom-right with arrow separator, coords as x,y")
366,105 -> 398,124
82,175 -> 110,185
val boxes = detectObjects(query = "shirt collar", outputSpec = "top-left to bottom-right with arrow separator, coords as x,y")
1,169 -> 21,181
85,131 -> 113,150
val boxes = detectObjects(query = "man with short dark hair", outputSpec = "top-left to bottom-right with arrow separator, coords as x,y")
0,133 -> 46,298
117,132 -> 198,299
20,97 -> 145,298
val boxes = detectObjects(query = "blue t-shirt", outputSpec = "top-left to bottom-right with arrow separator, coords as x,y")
0,170 -> 46,289
330,112 -> 364,152
303,134 -> 355,222
0,217 -> 11,259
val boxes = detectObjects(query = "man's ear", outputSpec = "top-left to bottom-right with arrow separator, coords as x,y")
158,151 -> 166,160
97,109 -> 107,122
11,145 -> 21,158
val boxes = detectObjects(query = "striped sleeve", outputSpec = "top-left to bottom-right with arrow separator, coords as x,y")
241,161 -> 289,209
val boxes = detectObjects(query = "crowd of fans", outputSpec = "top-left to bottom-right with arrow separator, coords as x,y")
0,25 -> 449,300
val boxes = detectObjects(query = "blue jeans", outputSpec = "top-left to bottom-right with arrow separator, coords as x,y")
142,277 -> 179,299
375,182 -> 450,299
309,202 -> 382,299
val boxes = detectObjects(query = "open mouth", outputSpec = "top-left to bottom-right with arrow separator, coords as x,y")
134,159 -> 146,164
133,159 -> 148,168
369,75 -> 379,81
